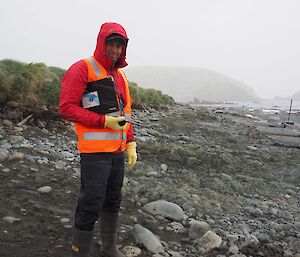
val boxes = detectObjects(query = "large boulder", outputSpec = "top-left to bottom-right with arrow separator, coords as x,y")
142,200 -> 185,221
131,224 -> 164,254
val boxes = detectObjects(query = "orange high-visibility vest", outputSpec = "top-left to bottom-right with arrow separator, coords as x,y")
74,56 -> 132,153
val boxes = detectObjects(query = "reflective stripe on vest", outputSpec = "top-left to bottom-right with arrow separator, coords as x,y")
87,56 -> 102,77
83,132 -> 123,140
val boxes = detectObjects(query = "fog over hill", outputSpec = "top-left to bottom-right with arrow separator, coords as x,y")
292,90 -> 300,100
273,90 -> 300,101
125,66 -> 259,102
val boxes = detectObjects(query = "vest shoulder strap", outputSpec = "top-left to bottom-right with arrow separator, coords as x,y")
83,56 -> 109,82
117,69 -> 129,88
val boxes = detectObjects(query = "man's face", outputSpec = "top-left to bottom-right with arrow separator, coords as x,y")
105,40 -> 123,64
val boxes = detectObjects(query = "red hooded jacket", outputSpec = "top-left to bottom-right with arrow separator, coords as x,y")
59,22 -> 135,143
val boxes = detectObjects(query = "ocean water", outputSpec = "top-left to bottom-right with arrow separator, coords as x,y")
192,99 -> 300,124
196,99 -> 300,111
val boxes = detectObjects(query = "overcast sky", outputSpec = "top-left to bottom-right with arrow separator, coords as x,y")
1,0 -> 299,99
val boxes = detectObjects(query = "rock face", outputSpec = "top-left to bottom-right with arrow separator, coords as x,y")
142,200 -> 185,221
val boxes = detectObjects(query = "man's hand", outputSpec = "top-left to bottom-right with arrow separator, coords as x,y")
126,141 -> 137,170
105,115 -> 126,130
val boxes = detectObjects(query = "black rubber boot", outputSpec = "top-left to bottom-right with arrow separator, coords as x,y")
71,226 -> 93,257
100,212 -> 125,257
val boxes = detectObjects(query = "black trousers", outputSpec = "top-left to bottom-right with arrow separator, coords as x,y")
74,152 -> 125,231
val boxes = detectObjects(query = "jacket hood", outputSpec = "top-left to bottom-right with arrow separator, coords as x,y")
94,22 -> 128,71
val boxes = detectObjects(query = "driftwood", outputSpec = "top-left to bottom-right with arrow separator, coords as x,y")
17,114 -> 33,127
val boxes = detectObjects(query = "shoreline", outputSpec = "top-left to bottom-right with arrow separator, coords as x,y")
192,103 -> 300,149
190,99 -> 300,111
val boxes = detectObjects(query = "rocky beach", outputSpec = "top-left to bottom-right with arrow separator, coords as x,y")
1,103 -> 300,257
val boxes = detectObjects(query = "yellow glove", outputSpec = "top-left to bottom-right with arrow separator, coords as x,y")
104,115 -> 126,130
126,141 -> 137,170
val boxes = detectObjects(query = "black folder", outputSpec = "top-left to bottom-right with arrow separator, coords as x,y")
81,78 -> 119,114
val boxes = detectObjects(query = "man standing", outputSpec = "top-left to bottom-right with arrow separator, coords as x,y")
59,22 -> 137,257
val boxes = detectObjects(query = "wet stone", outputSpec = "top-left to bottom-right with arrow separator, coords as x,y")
194,231 -> 222,250
189,220 -> 210,240
228,244 -> 239,255
161,163 -> 168,171
2,168 -> 10,173
131,224 -> 164,253
166,222 -> 186,233
8,152 -> 25,161
143,200 -> 185,221
0,149 -> 10,161
3,216 -> 21,224
121,246 -> 142,257
55,161 -> 67,170
37,186 -> 52,193
60,217 -> 70,223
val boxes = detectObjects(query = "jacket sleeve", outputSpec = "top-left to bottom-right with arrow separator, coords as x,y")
126,92 -> 135,143
126,122 -> 135,143
59,60 -> 105,128
121,72 -> 135,143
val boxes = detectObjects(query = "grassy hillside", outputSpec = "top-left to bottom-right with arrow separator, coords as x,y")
0,59 -> 64,106
129,82 -> 174,108
0,59 -> 174,112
